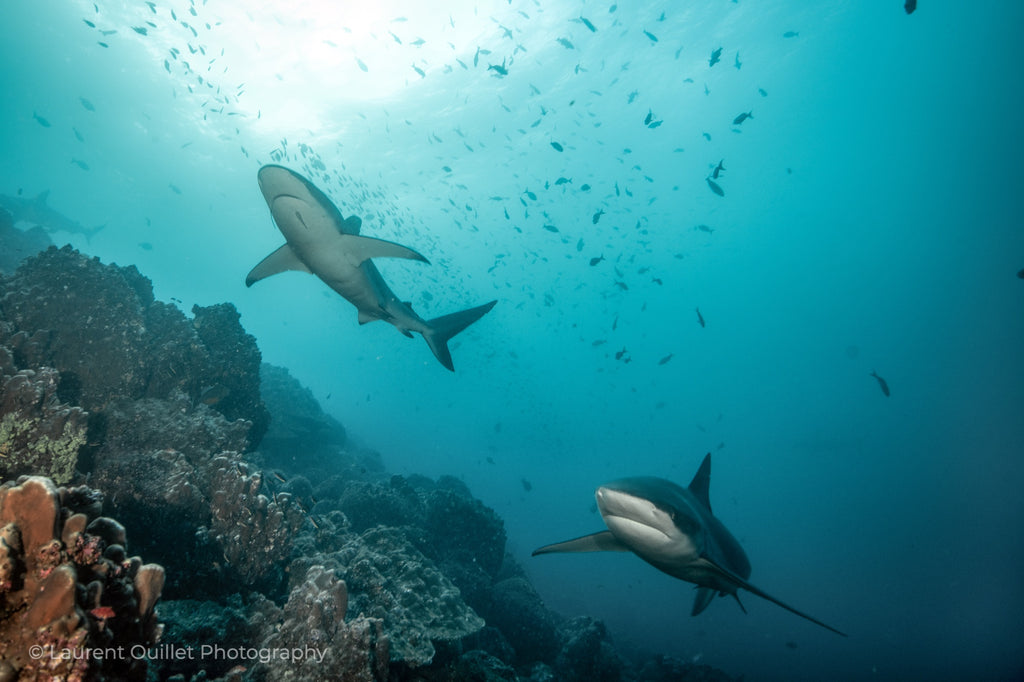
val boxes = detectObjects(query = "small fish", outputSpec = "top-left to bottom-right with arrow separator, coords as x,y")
589,255 -> 604,266
643,29 -> 658,43
32,112 -> 51,127
145,1 -> 156,13
523,189 -> 537,201
199,384 -> 229,405
84,19 -> 96,28
734,52 -> 742,69
522,478 -> 533,492
557,37 -> 575,50
870,371 -> 890,397
1017,268 -> 1024,279
712,159 -> 726,179
709,47 -> 722,67
132,26 -> 148,35
551,141 -> 564,152
355,57 -> 368,72
488,60 -> 508,76
644,109 -> 653,125
79,97 -> 95,111
783,31 -> 799,38
580,16 -> 597,32
97,41 -> 109,48
592,209 -> 604,224
169,183 -> 182,195
706,177 -> 724,197
273,471 -> 288,483
702,132 -> 711,141
580,183 -> 591,191
733,111 -> 753,125
905,0 -> 917,14
543,224 -> 559,233
411,64 -> 425,78
615,347 -> 630,362
758,88 -> 768,97
647,120 -> 662,129
72,128 -> 84,142
555,177 -> 572,185
695,224 -> 714,234
90,606 -> 116,620
71,158 -> 90,171
658,354 -> 674,366
696,307 -> 705,328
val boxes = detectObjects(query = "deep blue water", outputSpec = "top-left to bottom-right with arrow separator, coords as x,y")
3,1 -> 1023,680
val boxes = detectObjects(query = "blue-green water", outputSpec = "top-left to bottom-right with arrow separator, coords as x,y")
3,1 -> 1022,679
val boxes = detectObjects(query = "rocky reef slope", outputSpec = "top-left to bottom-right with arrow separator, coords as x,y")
0,246 -> 738,682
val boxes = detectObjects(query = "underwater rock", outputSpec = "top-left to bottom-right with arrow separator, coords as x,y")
246,563 -> 389,681
554,616 -> 626,682
336,526 -> 485,666
0,364 -> 87,485
256,362 -> 349,473
190,303 -> 269,446
0,246 -> 267,447
156,598 -> 251,680
89,440 -> 304,598
635,655 -> 741,682
0,475 -> 164,681
483,576 -> 563,666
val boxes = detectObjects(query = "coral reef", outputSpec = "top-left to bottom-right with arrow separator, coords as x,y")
247,564 -> 390,682
0,364 -> 87,485
0,245 -> 741,682
0,476 -> 163,681
256,363 -> 349,475
0,245 -> 267,447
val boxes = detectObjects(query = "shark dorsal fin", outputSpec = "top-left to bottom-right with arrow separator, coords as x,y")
342,215 -> 362,234
688,453 -> 713,512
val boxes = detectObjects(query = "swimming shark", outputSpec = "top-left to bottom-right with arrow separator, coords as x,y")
533,453 -> 847,636
246,164 -> 496,371
0,190 -> 105,241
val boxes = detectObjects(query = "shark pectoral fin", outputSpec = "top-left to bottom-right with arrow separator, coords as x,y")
706,561 -> 848,637
343,234 -> 430,265
691,587 -> 716,616
357,310 -> 379,325
532,530 -> 628,556
245,243 -> 310,287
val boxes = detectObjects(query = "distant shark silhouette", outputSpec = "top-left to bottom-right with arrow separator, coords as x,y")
533,453 -> 847,636
0,190 -> 105,241
246,165 -> 496,371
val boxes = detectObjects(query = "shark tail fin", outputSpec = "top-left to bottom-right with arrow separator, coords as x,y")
422,300 -> 497,371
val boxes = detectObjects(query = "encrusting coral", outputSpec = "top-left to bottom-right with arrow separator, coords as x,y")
0,476 -> 164,681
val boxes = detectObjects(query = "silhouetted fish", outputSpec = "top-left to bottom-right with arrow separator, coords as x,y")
870,371 -> 890,397
709,47 -> 722,67
696,307 -> 705,328
706,178 -> 724,196
905,0 -> 917,14
732,111 -> 753,125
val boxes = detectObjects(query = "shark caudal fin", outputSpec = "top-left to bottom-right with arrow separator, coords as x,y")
422,300 -> 497,371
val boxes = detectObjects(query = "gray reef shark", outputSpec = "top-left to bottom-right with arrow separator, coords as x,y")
533,453 -> 847,636
246,165 -> 496,371
0,190 -> 105,241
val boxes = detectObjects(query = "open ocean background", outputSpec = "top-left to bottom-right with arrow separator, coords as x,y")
2,1 -> 1022,680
